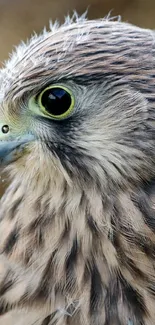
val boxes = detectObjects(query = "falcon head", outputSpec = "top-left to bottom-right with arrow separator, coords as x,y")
0,14 -> 154,191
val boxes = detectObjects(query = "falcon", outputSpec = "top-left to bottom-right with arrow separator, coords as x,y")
0,13 -> 154,325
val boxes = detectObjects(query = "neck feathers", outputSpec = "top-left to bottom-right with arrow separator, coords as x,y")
1,157 -> 155,324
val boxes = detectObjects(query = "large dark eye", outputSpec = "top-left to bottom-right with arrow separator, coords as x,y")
38,86 -> 74,119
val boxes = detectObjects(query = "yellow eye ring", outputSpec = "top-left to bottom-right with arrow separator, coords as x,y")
37,85 -> 75,119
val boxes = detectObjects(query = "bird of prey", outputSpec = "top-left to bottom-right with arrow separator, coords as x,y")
0,13 -> 155,325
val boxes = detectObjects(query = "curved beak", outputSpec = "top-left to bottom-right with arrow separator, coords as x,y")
0,133 -> 35,165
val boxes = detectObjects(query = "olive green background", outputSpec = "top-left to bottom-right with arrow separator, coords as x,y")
0,0 -> 155,63
0,0 -> 154,194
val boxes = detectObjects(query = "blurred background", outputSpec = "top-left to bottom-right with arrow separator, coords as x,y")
0,0 -> 155,64
0,0 -> 155,194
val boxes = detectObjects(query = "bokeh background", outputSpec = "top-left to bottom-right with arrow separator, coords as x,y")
0,0 -> 155,194
0,0 -> 155,64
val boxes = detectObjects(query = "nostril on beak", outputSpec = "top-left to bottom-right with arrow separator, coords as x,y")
1,125 -> 9,134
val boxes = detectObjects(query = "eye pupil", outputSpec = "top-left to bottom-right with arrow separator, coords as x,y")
41,87 -> 72,117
